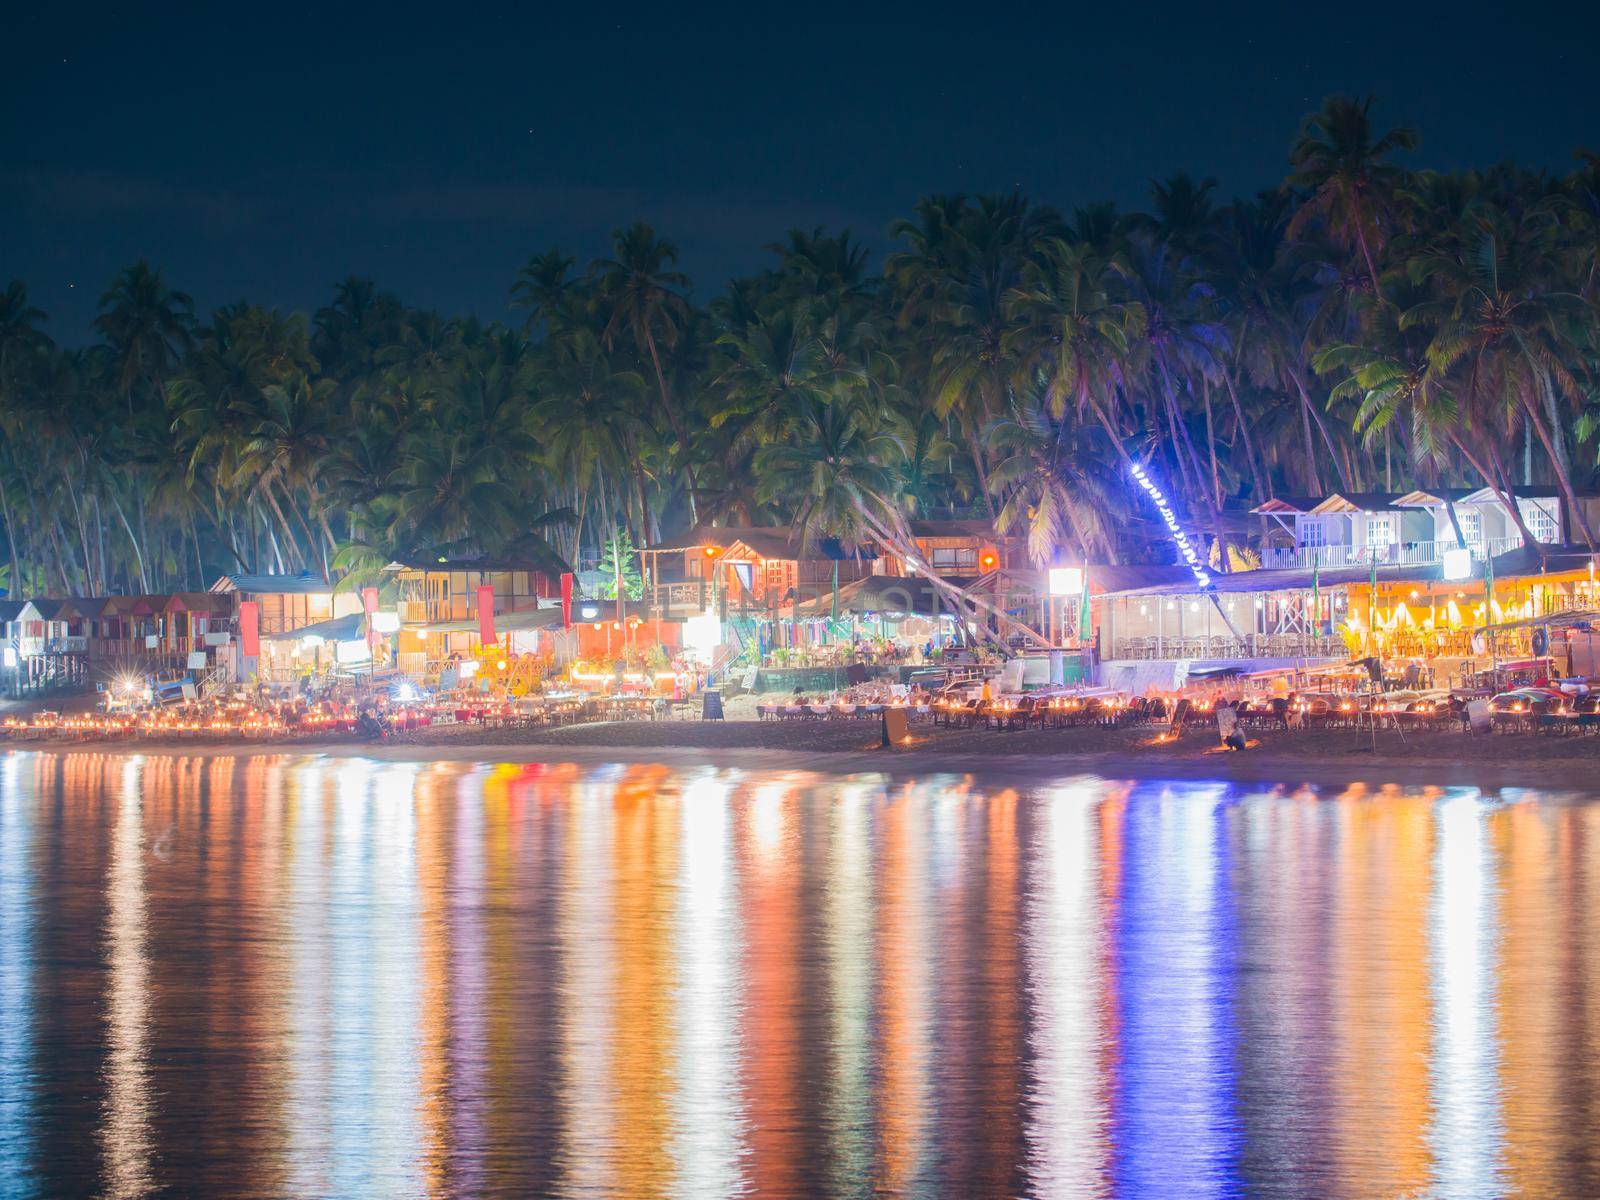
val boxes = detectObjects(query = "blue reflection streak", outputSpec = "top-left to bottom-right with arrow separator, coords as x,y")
1112,781 -> 1242,1198
0,756 -> 36,1197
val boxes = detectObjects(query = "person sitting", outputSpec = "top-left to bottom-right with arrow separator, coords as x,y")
1216,699 -> 1247,751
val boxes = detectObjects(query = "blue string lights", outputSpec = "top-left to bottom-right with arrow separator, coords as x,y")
1129,461 -> 1212,589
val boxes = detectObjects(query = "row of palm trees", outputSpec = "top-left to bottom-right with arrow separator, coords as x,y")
3,95 -> 1599,601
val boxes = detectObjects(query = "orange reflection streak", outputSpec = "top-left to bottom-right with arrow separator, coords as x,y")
823,779 -> 876,1194
191,755 -> 288,1194
740,779 -> 801,1196
876,781 -> 930,1193
481,763 -> 531,1188
1330,787 -> 1433,1196
1578,804 -> 1600,1191
1488,801 -> 1557,1194
608,766 -> 677,1198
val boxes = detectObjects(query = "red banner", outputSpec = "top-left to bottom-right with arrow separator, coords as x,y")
239,601 -> 260,658
361,587 -> 379,647
476,585 -> 496,645
560,573 -> 573,630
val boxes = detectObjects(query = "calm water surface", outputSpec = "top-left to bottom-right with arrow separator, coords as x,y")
1,752 -> 1598,1198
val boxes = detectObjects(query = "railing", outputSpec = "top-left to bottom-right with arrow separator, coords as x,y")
649,581 -> 710,612
1259,536 -> 1524,571
1113,634 -> 1347,661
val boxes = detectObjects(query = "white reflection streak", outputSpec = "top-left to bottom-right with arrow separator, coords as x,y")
328,759 -> 375,1197
100,758 -> 154,1199
0,756 -> 34,1178
827,782 -> 873,1192
1025,784 -> 1104,1196
369,764 -> 424,1196
1428,793 -> 1506,1198
556,775 -> 617,1198
287,759 -> 333,1198
670,773 -> 747,1199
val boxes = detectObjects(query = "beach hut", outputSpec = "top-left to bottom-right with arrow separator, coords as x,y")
0,599 -> 24,695
11,598 -> 88,690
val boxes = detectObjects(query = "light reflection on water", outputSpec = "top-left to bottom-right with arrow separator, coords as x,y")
0,752 -> 1598,1198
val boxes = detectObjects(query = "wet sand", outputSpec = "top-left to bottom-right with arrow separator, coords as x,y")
6,716 -> 1591,792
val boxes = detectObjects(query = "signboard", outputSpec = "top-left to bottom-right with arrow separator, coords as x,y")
186,651 -> 208,670
203,631 -> 231,647
1048,566 -> 1084,596
701,689 -> 724,720
362,586 -> 380,647
477,585 -> 496,644
239,601 -> 260,658
1466,698 -> 1492,735
881,706 -> 910,746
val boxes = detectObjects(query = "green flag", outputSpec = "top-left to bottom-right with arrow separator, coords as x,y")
1078,585 -> 1092,645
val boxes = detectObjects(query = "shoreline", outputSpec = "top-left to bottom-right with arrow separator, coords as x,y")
4,718 -> 1593,793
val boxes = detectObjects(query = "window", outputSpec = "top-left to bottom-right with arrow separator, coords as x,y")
931,547 -> 977,570
1523,500 -> 1558,544
1366,515 -> 1396,548
1455,509 -> 1482,547
1296,517 -> 1326,548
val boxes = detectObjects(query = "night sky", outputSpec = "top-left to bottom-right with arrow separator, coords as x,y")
5,1 -> 1598,342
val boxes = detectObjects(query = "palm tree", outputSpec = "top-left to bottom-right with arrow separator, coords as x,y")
1286,95 -> 1418,303
591,222 -> 698,517
1405,202 -> 1597,546
711,305 -> 838,449
511,250 -> 578,336
94,262 -> 194,411
0,281 -> 52,593
986,394 -> 1118,566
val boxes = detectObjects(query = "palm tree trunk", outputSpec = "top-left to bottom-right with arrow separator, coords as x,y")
1521,394 -> 1596,548
0,480 -> 21,597
1221,365 -> 1269,502
107,493 -> 151,592
1156,356 -> 1212,513
1479,436 -> 1545,551
965,427 -> 995,516
1352,205 -> 1386,305
642,328 -> 698,523
1289,369 -> 1349,491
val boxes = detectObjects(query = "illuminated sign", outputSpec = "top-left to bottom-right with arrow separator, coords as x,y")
683,609 -> 722,663
1048,566 -> 1085,596
1441,547 -> 1473,581
1128,461 -> 1211,589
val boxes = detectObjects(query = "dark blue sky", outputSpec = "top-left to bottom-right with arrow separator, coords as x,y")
5,1 -> 1597,341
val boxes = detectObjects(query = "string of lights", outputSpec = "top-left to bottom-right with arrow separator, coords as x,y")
1129,461 -> 1212,589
